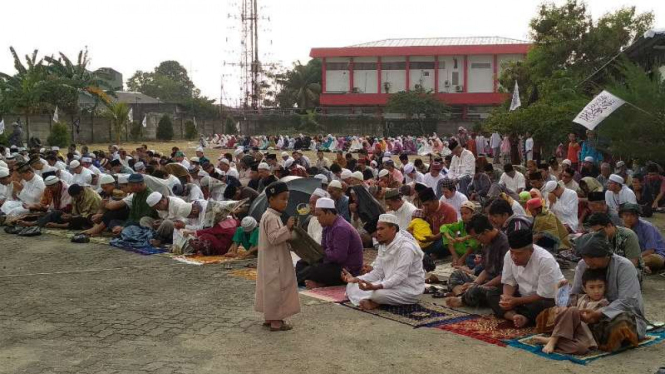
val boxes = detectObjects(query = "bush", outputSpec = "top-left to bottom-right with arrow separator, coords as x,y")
0,132 -> 8,146
184,120 -> 197,140
156,115 -> 174,141
47,122 -> 70,148
224,117 -> 236,134
129,121 -> 143,141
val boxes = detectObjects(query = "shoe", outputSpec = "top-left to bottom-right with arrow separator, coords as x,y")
18,227 -> 41,236
270,322 -> 293,332
4,226 -> 22,234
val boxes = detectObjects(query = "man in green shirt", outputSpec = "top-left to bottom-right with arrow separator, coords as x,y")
587,212 -> 644,281
226,216 -> 259,258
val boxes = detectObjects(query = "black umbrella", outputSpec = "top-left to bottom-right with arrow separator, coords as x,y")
248,176 -> 322,223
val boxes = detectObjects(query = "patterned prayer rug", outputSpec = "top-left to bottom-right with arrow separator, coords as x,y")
506,330 -> 665,365
170,255 -> 239,265
342,300 -> 474,328
437,315 -> 537,346
300,286 -> 349,303
229,268 -> 258,281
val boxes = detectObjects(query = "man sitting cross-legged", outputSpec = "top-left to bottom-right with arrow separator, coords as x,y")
445,214 -> 509,308
343,213 -> 425,310
486,226 -> 564,327
296,197 -> 363,289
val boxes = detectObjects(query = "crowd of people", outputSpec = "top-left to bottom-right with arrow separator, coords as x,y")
0,128 -> 658,352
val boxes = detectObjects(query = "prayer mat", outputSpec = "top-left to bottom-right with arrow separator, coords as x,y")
111,244 -> 166,256
363,248 -> 378,265
427,262 -> 456,281
342,300 -> 474,328
300,286 -> 349,303
229,268 -> 257,281
171,255 -> 238,266
43,229 -> 112,245
437,315 -> 537,347
507,330 -> 665,365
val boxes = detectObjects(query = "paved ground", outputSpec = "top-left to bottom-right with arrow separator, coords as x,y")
2,232 -> 665,374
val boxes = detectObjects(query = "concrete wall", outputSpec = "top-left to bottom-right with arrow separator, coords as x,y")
467,55 -> 494,93
353,57 -> 378,94
409,56 -> 435,91
381,56 -> 406,93
325,57 -> 350,93
437,55 -> 465,93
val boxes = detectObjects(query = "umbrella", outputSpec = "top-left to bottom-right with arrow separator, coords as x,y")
349,185 -> 385,234
248,176 -> 321,223
164,163 -> 189,179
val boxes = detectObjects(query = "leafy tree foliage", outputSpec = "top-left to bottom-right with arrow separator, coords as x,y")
273,60 -> 322,109
156,114 -> 174,141
224,117 -> 236,134
127,61 -> 198,102
184,120 -> 197,140
385,88 -> 450,135
104,102 -> 130,144
47,122 -> 70,147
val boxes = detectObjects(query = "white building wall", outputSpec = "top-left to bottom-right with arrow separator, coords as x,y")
353,57 -> 378,94
380,56 -> 406,93
409,56 -> 434,91
325,57 -> 350,93
437,56 -> 465,93
467,55 -> 494,93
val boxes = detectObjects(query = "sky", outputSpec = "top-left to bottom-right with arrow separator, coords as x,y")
1,0 -> 664,105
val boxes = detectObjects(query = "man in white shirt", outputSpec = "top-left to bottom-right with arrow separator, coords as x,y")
447,140 -> 475,197
1,163 -> 46,218
144,192 -> 187,247
605,174 -> 637,214
423,162 -> 446,191
543,180 -> 579,232
69,160 -> 93,187
343,214 -> 425,310
403,164 -> 424,185
487,228 -> 564,328
306,188 -> 329,244
475,133 -> 487,156
384,189 -> 417,230
499,164 -> 525,194
524,132 -> 534,162
491,132 -> 502,164
439,178 -> 468,220
81,157 -> 101,191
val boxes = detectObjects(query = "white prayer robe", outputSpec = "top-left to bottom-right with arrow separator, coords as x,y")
187,184 -> 205,202
551,187 -> 579,229
71,168 -> 93,187
307,216 -> 323,244
2,175 -> 46,217
605,186 -> 637,214
499,172 -> 526,193
448,149 -> 475,180
405,171 -> 425,185
423,173 -> 445,191
157,196 -> 187,221
440,191 -> 468,220
183,200 -> 208,230
502,244 -> 564,299
347,231 -> 425,306
388,200 -> 417,231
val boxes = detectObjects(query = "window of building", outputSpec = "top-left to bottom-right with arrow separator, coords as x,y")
453,58 -> 458,69
353,62 -> 377,70
452,72 -> 459,85
438,61 -> 446,69
381,62 -> 406,70
410,61 -> 435,69
471,62 -> 492,69
326,62 -> 349,71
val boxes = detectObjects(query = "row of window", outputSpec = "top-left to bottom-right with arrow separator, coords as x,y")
326,58 -> 491,71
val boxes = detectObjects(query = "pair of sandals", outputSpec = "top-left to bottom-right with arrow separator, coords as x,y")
424,285 -> 452,299
4,225 -> 41,236
262,321 -> 293,332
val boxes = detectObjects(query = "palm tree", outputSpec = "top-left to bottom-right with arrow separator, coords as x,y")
277,61 -> 321,110
0,47 -> 48,141
103,102 -> 130,144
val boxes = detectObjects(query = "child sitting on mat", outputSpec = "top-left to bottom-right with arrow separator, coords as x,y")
533,268 -> 609,355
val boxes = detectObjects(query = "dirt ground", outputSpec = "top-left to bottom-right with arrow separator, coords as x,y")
2,230 -> 665,374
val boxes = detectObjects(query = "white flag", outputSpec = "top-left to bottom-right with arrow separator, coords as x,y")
573,90 -> 625,130
509,81 -> 521,111
142,115 -> 147,128
235,122 -> 240,133
53,106 -> 59,123
0,119 -> 4,135
128,108 -> 133,123
193,117 -> 198,128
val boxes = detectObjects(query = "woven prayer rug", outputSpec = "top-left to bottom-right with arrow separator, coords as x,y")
507,330 -> 665,365
300,286 -> 349,303
342,300 -> 474,328
437,315 -> 537,346
229,268 -> 258,281
171,255 -> 239,265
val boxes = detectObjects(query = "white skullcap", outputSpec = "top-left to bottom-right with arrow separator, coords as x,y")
315,197 -> 336,209
69,160 -> 81,169
40,148 -> 45,153
227,169 -> 239,179
351,171 -> 364,181
44,175 -> 60,186
378,213 -> 399,226
177,202 -> 193,218
134,162 -> 145,170
0,168 -> 9,178
329,180 -> 343,189
314,174 -> 328,184
196,146 -> 204,152
609,174 -> 624,185
616,161 -> 625,168
190,157 -> 200,163
233,148 -> 244,156
219,158 -> 230,165
258,162 -> 270,170
383,151 -> 392,158
370,160 -> 378,167
284,158 -> 295,168
562,159 -> 571,166
382,157 -> 391,163
281,152 -> 289,158
378,169 -> 390,178
542,180 -> 559,194
51,146 -> 60,151
584,156 -> 594,163
117,174 -> 129,184
241,216 -> 258,232
99,174 -> 115,185
0,160 -> 7,169
340,169 -> 353,180
404,164 -> 415,174
81,157 -> 92,163
312,188 -> 329,198
146,192 -> 163,207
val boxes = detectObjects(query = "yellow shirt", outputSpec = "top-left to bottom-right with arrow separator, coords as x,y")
407,218 -> 433,249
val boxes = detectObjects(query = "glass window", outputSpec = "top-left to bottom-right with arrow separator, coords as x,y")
471,62 -> 492,69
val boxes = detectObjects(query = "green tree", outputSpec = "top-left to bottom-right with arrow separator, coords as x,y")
156,114 -> 174,140
129,121 -> 143,141
104,102 -> 130,144
0,47 -> 48,140
184,120 -> 197,140
47,122 -> 70,147
385,88 -> 450,135
127,61 -> 198,102
224,117 -> 236,134
274,60 -> 322,109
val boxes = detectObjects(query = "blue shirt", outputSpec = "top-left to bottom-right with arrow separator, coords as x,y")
633,219 -> 665,257
334,195 -> 351,223
321,216 -> 364,275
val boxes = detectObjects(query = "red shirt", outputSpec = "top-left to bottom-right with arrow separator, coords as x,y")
428,201 -> 458,232
567,142 -> 581,163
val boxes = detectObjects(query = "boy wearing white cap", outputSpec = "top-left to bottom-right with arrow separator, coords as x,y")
343,213 -> 425,310
225,216 -> 260,259
605,174 -> 637,214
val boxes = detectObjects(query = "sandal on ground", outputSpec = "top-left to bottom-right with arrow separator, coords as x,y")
432,290 -> 451,299
424,286 -> 438,295
270,323 -> 293,332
